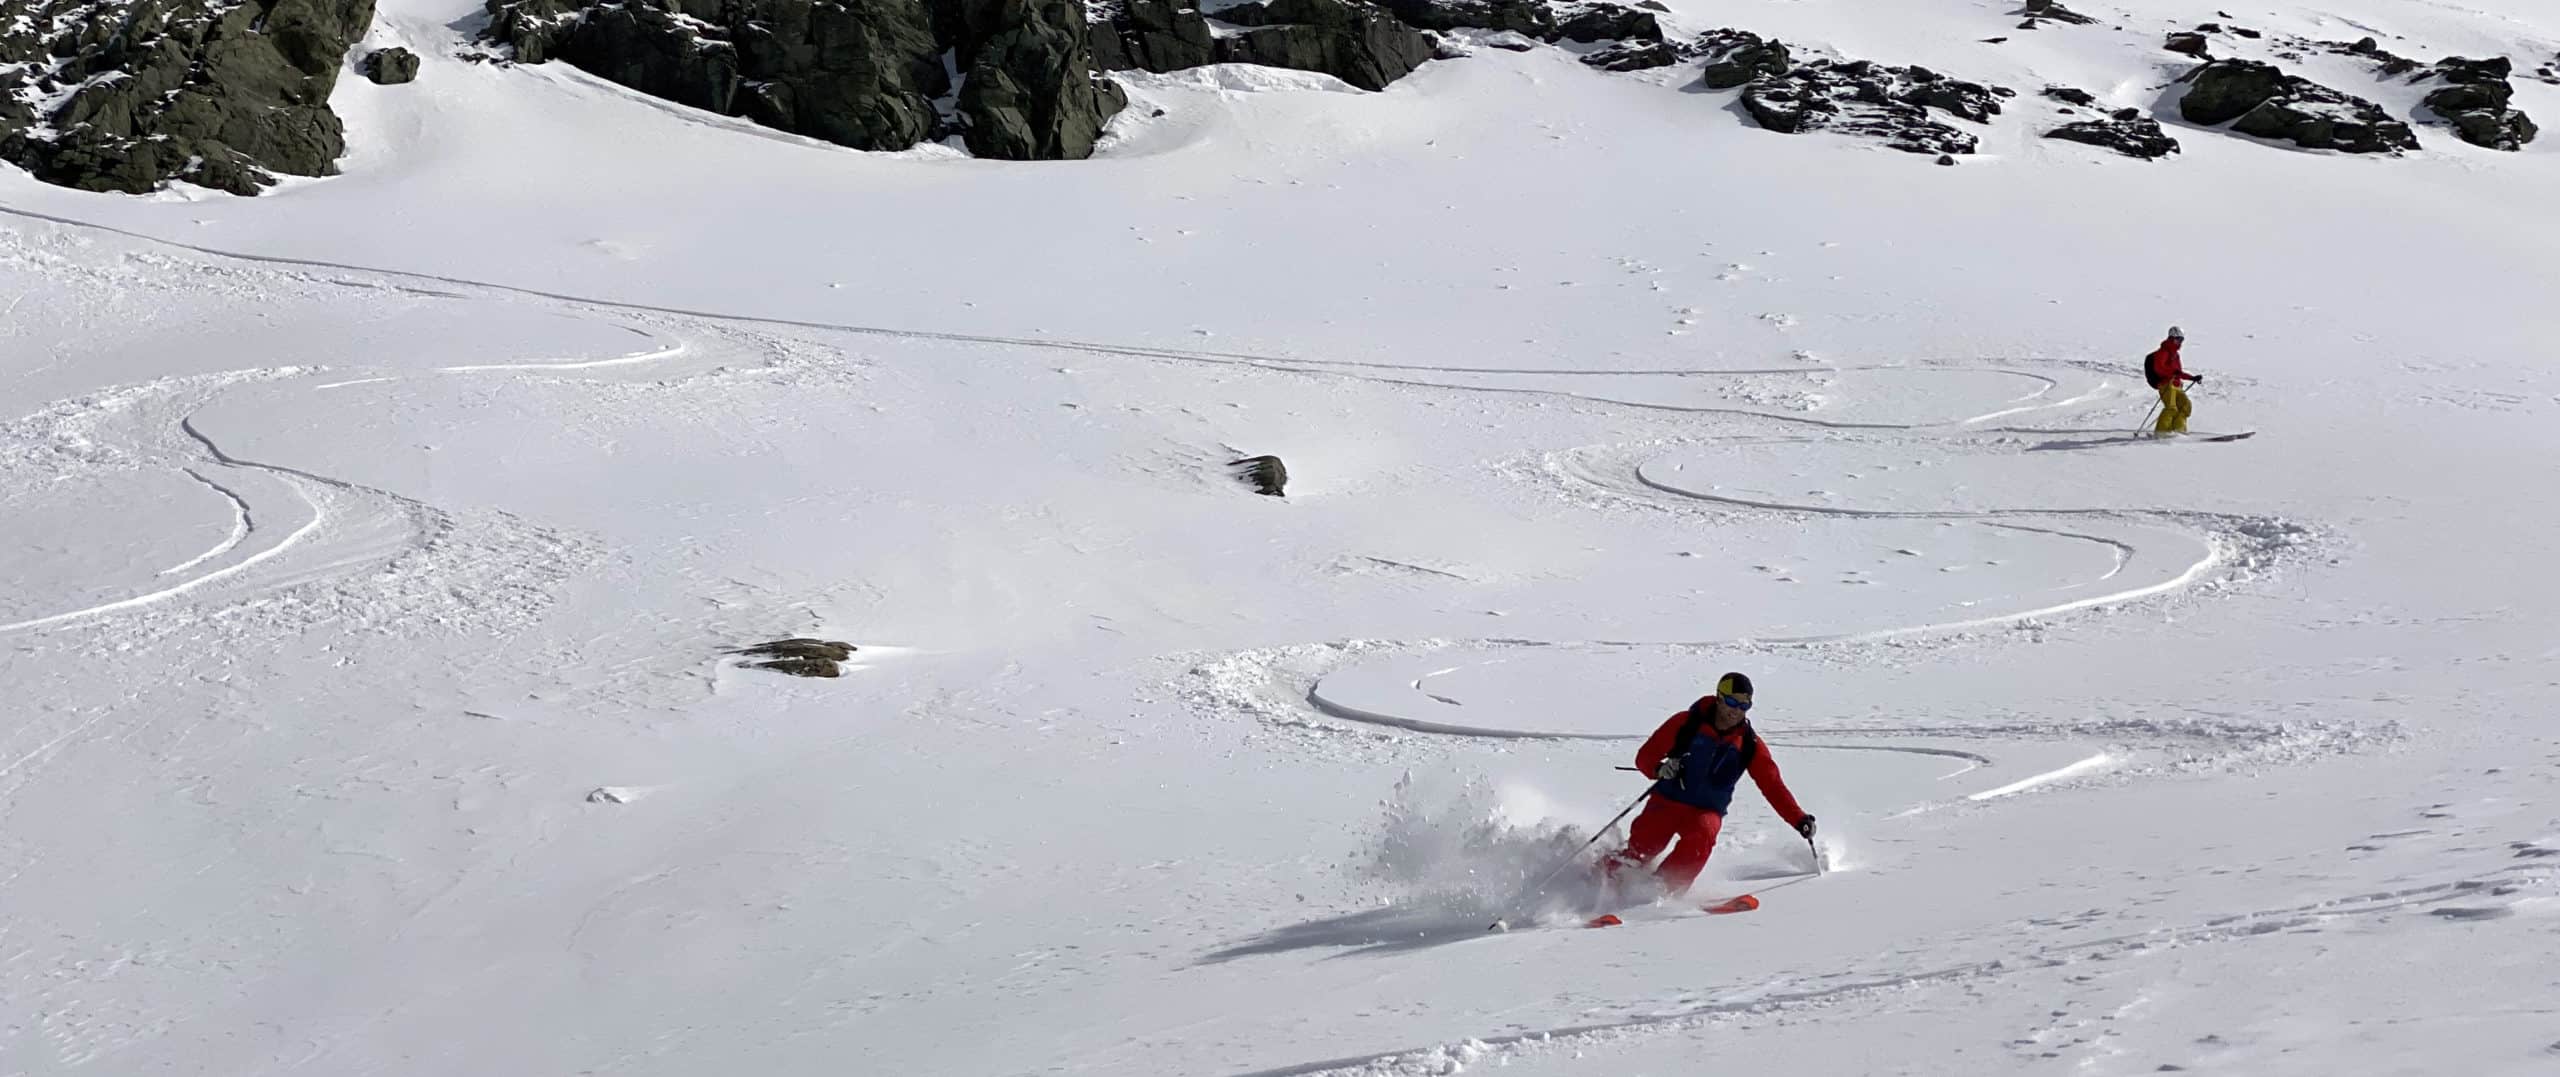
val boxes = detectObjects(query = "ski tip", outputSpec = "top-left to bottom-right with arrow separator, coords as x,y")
1488,919 -> 1511,933
1586,914 -> 1624,928
1703,894 -> 1761,915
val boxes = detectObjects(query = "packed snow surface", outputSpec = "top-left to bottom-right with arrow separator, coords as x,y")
4,0 -> 2559,1074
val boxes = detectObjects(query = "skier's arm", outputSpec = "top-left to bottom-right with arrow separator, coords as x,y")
1746,747 -> 1810,828
1634,715 -> 1683,779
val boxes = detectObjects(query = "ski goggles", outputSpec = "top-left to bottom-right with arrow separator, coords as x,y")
1720,693 -> 1752,712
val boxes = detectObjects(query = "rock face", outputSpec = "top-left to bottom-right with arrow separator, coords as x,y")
1711,41 -> 2010,156
2180,59 -> 2417,154
486,0 -> 1125,159
2417,56 -> 2536,151
1383,0 -> 1553,37
2018,0 -> 2093,27
0,0 -> 377,194
1213,0 -> 1434,92
1549,3 -> 1658,44
1093,0 -> 1429,92
364,47 -> 422,85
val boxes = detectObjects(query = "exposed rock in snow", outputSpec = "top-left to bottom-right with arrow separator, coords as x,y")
1581,39 -> 1676,72
2180,58 -> 2417,155
1212,0 -> 1434,92
363,47 -> 423,85
485,0 -> 1124,159
2047,110 -> 2180,159
1548,3 -> 1657,45
1706,40 -> 2011,157
0,0 -> 376,194
731,638 -> 860,677
2414,56 -> 2537,151
2017,0 -> 2094,28
1230,454 -> 1289,497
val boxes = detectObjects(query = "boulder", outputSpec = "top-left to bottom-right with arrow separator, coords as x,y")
2046,116 -> 2181,159
944,0 -> 1128,160
2041,85 -> 2098,108
363,47 -> 422,85
2019,0 -> 2094,26
1582,40 -> 1676,72
1696,29 -> 1790,90
2164,32 -> 2210,58
1214,0 -> 1433,92
2181,58 -> 2417,154
1230,455 -> 1289,497
1,0 -> 377,194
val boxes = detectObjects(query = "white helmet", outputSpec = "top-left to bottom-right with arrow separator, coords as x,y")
2167,325 -> 2185,340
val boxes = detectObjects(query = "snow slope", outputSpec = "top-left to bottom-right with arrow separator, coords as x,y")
4,0 -> 2560,1074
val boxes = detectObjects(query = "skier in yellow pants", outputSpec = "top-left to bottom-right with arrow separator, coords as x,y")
2144,326 -> 2202,435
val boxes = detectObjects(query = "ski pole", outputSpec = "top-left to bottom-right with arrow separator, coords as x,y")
1490,784 -> 1654,931
2135,400 -> 2160,435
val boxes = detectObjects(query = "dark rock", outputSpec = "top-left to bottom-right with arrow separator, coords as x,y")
2020,0 -> 2094,26
2042,85 -> 2097,107
1582,40 -> 1677,72
735,638 -> 860,662
2418,56 -> 2535,150
1231,455 -> 1289,497
364,47 -> 422,85
1980,37 -> 2007,44
2164,32 -> 2210,58
2110,106 -> 2140,121
1550,3 -> 1660,44
2349,36 -> 2378,55
1092,0 -> 1219,73
1214,0 -> 1432,92
2047,115 -> 2181,158
2182,60 -> 2416,153
732,638 -> 858,677
1731,52 -> 2002,155
1634,0 -> 1664,9
950,0 -> 1129,160
1,0 -> 378,194
1935,153 -> 1955,165
1381,0 -> 1553,37
1696,28 -> 1790,90
489,0 -> 950,153
487,0 -> 1124,159
2230,26 -> 2260,39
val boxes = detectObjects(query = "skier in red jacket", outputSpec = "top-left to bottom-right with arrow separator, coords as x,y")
2145,326 -> 2204,436
1604,673 -> 1815,895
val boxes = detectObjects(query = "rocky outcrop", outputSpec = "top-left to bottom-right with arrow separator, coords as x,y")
2180,59 -> 2417,154
1581,40 -> 1675,72
2016,0 -> 2092,28
0,0 -> 377,194
1382,0 -> 1548,35
486,0 -> 1124,159
2048,109 -> 2180,159
2416,56 -> 2536,151
364,47 -> 422,85
1230,455 -> 1288,497
1717,45 -> 2011,156
1089,0 -> 1218,72
1212,0 -> 1433,92
2041,85 -> 2097,108
1550,3 -> 1657,44
731,638 -> 859,677
1695,29 -> 1789,90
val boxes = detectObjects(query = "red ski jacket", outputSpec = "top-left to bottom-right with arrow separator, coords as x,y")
1634,707 -> 1810,826
2145,339 -> 2197,388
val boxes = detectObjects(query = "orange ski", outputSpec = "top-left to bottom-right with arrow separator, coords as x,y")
1702,894 -> 1761,914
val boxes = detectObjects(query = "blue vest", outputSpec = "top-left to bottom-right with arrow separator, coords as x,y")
1657,719 -> 1760,813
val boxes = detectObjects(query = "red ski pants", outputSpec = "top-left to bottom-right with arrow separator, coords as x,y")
1608,796 -> 1725,894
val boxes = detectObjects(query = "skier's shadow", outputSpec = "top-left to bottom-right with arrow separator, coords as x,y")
1197,904 -> 1499,963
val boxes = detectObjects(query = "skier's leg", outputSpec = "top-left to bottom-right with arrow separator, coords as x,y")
1653,809 -> 1727,894
2169,384 -> 2192,433
1605,797 -> 1681,879
2154,384 -> 2181,434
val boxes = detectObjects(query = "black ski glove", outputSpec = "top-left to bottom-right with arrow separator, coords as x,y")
1796,816 -> 1818,840
2190,374 -> 2205,384
1654,758 -> 1683,781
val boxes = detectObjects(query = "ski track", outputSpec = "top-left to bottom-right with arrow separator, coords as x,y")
1230,875 -> 2534,1077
